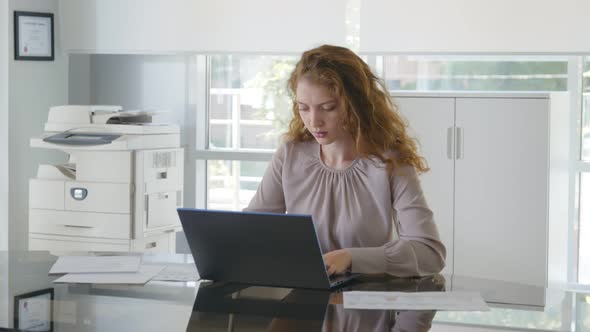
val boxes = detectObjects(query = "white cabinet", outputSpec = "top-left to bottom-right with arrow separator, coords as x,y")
454,98 -> 548,286
395,93 -> 551,288
393,97 -> 455,276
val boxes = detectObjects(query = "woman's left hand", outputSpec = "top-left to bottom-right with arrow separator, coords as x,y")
323,249 -> 352,276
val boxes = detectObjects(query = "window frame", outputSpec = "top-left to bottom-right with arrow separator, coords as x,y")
573,56 -> 590,287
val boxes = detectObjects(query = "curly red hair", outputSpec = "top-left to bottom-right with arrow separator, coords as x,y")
284,45 -> 429,174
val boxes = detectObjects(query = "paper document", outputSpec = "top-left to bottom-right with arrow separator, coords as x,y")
151,264 -> 200,282
343,291 -> 489,311
53,265 -> 164,284
49,255 -> 141,274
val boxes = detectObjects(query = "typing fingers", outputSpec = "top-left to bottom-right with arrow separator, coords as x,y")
327,265 -> 336,276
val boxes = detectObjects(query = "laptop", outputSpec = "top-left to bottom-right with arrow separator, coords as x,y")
177,208 -> 359,290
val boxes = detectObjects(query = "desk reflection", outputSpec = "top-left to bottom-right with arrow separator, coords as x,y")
186,275 -> 445,332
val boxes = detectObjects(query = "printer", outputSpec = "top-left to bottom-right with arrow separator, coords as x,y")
29,105 -> 183,253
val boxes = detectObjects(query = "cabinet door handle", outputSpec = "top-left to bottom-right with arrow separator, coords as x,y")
456,127 -> 464,160
63,225 -> 94,229
446,127 -> 454,159
145,242 -> 157,249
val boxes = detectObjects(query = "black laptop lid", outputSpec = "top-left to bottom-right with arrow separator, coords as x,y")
178,209 -> 331,289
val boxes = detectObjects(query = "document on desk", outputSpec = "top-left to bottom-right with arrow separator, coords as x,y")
49,255 -> 142,274
343,291 -> 489,311
151,263 -> 200,282
52,265 -> 164,284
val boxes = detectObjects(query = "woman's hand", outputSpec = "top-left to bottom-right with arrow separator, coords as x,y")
323,249 -> 352,276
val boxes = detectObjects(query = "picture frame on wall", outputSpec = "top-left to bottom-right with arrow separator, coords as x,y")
13,288 -> 54,331
14,11 -> 54,61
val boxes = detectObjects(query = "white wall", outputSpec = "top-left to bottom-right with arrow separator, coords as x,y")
59,0 -> 348,53
1,0 -> 9,254
8,0 -> 68,252
0,1 -> 9,330
59,0 -> 590,54
360,0 -> 590,53
68,54 -> 90,104
89,54 -> 189,140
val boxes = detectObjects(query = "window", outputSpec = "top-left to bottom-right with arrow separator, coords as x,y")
209,55 -> 297,151
578,57 -> 590,284
200,55 -> 297,210
582,58 -> 590,161
207,160 -> 269,211
382,55 -> 568,92
580,173 -> 590,284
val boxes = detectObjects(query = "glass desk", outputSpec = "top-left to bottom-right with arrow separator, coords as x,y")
0,251 -> 588,331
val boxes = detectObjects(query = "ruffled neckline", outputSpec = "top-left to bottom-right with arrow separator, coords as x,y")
312,142 -> 361,174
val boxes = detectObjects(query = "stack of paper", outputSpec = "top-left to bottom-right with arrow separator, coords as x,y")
49,255 -> 142,274
50,256 -> 164,285
151,263 -> 200,282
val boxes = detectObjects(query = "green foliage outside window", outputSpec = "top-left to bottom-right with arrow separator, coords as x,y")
243,58 -> 297,141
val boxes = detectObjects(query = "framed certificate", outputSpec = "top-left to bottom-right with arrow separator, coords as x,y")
14,11 -> 54,61
14,288 -> 54,331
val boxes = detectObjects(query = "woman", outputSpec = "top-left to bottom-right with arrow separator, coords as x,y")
245,45 -> 445,277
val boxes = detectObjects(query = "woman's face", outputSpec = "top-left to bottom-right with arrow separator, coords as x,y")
295,78 -> 349,146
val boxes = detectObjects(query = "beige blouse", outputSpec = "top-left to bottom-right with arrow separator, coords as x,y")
244,141 -> 446,277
